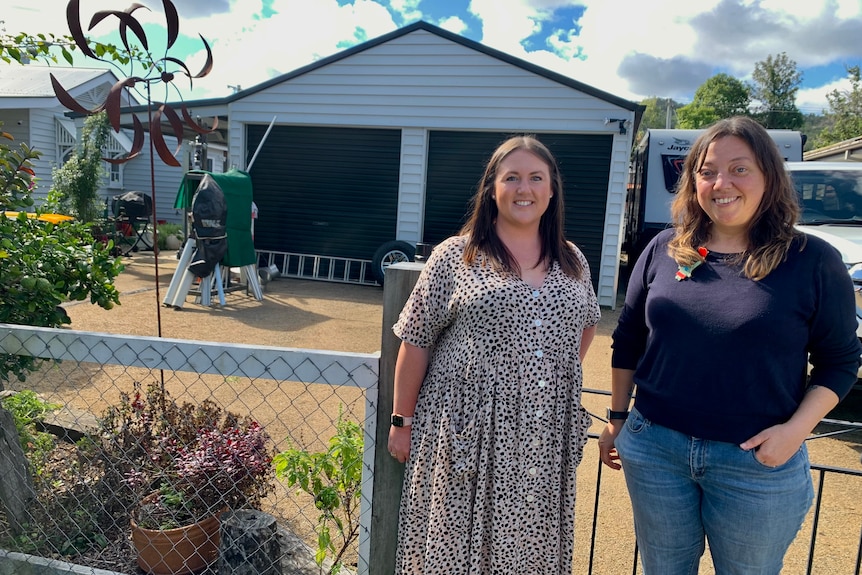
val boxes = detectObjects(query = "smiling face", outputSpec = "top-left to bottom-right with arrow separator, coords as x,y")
493,148 -> 553,233
694,135 -> 766,239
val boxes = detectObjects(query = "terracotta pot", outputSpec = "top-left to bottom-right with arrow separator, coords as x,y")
131,497 -> 224,575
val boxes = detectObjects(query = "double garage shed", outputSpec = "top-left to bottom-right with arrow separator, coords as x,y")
206,21 -> 642,308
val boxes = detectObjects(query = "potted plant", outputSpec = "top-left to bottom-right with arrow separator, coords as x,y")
157,222 -> 184,252
94,382 -> 275,575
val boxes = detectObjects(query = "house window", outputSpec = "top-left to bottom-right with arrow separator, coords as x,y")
104,132 -> 128,189
106,158 -> 123,188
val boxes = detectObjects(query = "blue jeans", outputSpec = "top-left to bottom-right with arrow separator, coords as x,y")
615,407 -> 814,575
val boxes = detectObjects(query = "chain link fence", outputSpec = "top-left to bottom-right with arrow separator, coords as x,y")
1,322 -> 861,575
0,324 -> 377,574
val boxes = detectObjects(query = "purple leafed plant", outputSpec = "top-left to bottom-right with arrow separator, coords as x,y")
95,381 -> 275,529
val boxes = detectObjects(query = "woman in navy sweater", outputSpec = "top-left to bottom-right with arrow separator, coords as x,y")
599,116 -> 861,574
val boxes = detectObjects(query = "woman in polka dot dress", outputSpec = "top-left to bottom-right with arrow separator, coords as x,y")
388,135 -> 601,574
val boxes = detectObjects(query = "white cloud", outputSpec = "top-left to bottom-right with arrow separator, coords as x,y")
389,0 -> 423,21
3,0 -> 859,112
155,0 -> 399,99
437,16 -> 469,36
797,76 -> 852,116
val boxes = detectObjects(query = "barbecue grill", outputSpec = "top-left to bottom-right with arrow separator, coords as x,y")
110,191 -> 153,255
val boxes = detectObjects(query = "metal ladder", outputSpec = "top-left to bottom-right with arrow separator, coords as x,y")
257,250 -> 379,286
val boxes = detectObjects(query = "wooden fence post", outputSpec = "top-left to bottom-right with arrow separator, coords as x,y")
368,262 -> 423,575
0,406 -> 35,535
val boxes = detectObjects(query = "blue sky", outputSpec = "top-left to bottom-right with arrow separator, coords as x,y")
3,0 -> 861,114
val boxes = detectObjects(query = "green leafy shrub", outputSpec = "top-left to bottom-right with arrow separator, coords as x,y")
0,405 -> 113,558
0,390 -> 61,475
156,222 -> 183,251
50,112 -> 110,224
0,124 -> 123,384
273,412 -> 363,574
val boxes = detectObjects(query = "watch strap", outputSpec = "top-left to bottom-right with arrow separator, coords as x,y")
606,408 -> 629,420
391,414 -> 414,427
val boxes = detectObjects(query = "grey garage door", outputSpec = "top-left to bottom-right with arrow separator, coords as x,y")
424,131 -> 613,285
247,125 -> 402,261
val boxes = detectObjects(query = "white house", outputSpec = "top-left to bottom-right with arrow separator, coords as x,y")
0,65 -> 189,225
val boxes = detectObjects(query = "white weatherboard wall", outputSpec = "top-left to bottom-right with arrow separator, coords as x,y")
396,128 -> 428,247
224,28 -> 635,307
0,66 -> 188,223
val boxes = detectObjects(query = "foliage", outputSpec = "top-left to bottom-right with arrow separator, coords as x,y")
0,126 -> 123,385
50,112 -> 111,224
676,73 -> 751,129
801,114 -> 830,150
636,97 -> 684,137
274,413 -> 363,574
0,390 -> 61,475
96,381 -> 276,530
676,103 -> 721,130
3,498 -> 109,558
0,27 -> 141,67
751,52 -> 804,129
0,421 -> 114,558
156,222 -> 183,251
812,66 -> 862,148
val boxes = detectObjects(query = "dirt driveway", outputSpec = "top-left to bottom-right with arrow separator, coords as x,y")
61,251 -> 862,574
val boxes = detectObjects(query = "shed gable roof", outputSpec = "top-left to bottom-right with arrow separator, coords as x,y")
0,66 -> 134,109
0,66 -> 115,97
217,21 -> 641,113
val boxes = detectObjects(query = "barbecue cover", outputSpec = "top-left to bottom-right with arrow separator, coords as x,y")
111,191 -> 152,219
175,169 -> 256,267
188,174 -> 228,277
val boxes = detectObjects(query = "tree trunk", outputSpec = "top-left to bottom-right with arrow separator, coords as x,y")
0,406 -> 36,535
218,509 -> 282,575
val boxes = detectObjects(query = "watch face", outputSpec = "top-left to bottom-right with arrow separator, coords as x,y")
391,414 -> 404,427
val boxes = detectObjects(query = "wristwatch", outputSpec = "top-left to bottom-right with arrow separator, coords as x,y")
390,414 -> 414,427
606,408 -> 629,421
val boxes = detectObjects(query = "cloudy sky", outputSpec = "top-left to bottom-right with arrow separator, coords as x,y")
3,0 -> 861,114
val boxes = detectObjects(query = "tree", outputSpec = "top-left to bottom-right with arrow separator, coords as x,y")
812,66 -> 862,148
676,73 -> 751,128
801,114 -> 830,150
676,103 -> 720,129
637,97 -> 684,139
0,125 -> 122,385
1,24 -> 139,67
751,52 -> 803,129
50,112 -> 111,223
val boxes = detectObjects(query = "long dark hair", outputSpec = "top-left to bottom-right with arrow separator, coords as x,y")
668,116 -> 802,280
459,135 -> 584,278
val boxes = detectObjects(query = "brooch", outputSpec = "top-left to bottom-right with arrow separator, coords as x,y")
675,246 -> 709,281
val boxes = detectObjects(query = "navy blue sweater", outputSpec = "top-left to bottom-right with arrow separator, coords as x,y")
612,228 -> 861,444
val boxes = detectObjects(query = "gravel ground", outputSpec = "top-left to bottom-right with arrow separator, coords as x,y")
57,251 -> 862,574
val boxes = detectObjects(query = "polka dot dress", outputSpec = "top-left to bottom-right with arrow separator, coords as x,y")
392,235 -> 601,574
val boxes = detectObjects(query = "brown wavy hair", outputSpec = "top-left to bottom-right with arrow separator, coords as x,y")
459,135 -> 584,278
668,116 -> 802,280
